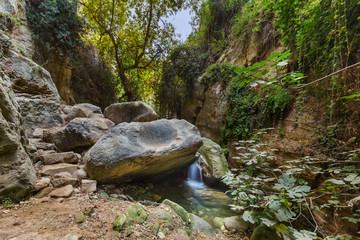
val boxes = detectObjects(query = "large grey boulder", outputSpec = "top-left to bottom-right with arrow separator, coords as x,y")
104,101 -> 158,125
198,138 -> 229,182
0,70 -> 36,202
44,117 -> 115,152
84,119 -> 203,183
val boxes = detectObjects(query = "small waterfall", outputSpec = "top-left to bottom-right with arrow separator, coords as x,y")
186,156 -> 205,189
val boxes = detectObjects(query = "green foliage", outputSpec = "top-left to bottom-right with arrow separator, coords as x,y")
187,0 -> 239,58
232,0 -> 273,39
26,0 -> 85,57
82,0 -> 187,101
222,139 -> 316,239
318,128 -> 341,155
204,62 -> 237,86
272,0 -> 360,74
224,87 -> 263,139
223,51 -> 297,140
1,198 -> 14,209
223,136 -> 360,238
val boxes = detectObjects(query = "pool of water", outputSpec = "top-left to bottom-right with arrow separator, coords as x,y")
154,158 -> 235,223
116,158 -> 235,225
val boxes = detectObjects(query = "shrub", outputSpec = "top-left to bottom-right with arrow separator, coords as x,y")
25,0 -> 85,57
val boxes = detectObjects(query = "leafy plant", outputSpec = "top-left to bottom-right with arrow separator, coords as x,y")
222,138 -> 316,239
204,62 -> 237,86
1,198 -> 14,209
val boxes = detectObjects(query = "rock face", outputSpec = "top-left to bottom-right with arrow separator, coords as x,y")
182,22 -> 281,143
104,101 -> 159,125
44,117 -> 115,152
6,51 -> 64,129
85,119 -> 203,183
198,138 -> 229,182
0,70 -> 36,202
0,0 -> 64,130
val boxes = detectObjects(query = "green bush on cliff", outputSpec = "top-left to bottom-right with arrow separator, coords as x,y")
25,0 -> 85,57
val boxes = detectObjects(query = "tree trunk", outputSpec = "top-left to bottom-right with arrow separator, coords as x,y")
119,71 -> 135,101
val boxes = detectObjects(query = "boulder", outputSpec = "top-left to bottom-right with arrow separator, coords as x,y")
198,138 -> 229,181
44,117 -> 115,152
189,213 -> 215,237
152,208 -> 173,223
193,189 -> 232,208
125,204 -> 148,225
32,128 -> 43,138
0,70 -> 36,202
73,103 -> 102,114
104,101 -> 158,124
41,152 -> 80,165
162,199 -> 190,225
85,119 -> 203,183
29,138 -> 56,151
212,217 -> 224,229
73,169 -> 87,180
62,103 -> 103,122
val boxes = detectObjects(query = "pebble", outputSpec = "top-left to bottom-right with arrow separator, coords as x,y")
157,231 -> 166,239
60,234 -> 79,240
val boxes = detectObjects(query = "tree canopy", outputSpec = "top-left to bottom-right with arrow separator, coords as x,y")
81,0 -> 188,101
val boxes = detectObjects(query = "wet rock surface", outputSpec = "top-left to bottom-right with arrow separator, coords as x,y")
198,137 -> 229,182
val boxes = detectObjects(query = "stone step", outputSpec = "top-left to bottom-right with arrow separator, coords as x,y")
41,163 -> 78,176
32,128 -> 44,138
41,152 -> 81,165
52,172 -> 79,188
29,138 -> 56,151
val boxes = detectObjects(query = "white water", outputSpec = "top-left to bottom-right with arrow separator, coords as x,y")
186,156 -> 205,189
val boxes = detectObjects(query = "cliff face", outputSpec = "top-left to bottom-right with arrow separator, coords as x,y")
37,46 -> 117,109
0,0 -> 66,201
182,22 -> 281,143
182,21 -> 320,156
0,0 -> 64,129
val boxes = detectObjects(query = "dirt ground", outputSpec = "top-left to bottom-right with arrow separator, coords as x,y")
0,194 -> 248,240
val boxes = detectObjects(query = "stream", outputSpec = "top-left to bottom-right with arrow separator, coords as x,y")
152,157 -> 234,224
113,156 -> 235,226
